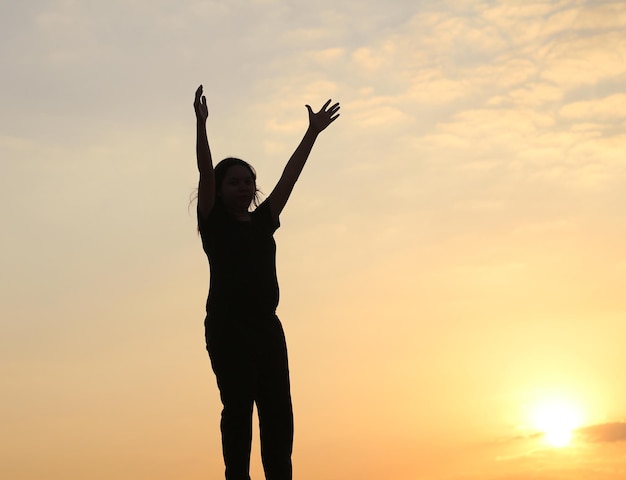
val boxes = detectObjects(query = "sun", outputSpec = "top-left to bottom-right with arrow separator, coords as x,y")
529,398 -> 583,447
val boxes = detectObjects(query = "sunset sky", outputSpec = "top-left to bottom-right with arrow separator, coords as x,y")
2,0 -> 626,479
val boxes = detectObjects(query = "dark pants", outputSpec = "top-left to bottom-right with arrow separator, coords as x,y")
206,314 -> 293,480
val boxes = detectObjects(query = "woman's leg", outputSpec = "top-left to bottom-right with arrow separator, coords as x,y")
256,317 -> 294,480
207,320 -> 256,480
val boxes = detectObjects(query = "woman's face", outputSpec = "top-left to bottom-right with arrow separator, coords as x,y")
219,164 -> 256,213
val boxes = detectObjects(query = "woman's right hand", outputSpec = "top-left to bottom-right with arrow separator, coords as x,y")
194,85 -> 208,123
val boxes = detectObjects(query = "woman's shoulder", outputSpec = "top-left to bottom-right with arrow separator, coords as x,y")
198,202 -> 229,232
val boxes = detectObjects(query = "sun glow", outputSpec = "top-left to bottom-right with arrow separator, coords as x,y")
530,398 -> 583,448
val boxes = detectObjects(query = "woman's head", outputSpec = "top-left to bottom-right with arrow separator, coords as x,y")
214,157 -> 261,212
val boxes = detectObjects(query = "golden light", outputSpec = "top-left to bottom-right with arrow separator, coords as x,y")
529,398 -> 583,448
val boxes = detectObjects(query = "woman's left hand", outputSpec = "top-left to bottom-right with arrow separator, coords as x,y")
306,100 -> 340,134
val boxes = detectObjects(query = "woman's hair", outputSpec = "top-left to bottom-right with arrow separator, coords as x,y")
213,157 -> 262,209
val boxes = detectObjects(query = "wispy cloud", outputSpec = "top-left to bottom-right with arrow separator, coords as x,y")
475,422 -> 626,480
576,422 -> 626,443
494,421 -> 626,449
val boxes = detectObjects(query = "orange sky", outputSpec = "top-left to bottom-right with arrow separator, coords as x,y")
2,1 -> 626,479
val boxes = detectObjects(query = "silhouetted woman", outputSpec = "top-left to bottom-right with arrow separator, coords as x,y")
193,85 -> 340,480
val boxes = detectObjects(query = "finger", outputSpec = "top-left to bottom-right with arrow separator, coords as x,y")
320,99 -> 332,111
306,105 -> 313,115
328,103 -> 340,115
195,85 -> 203,100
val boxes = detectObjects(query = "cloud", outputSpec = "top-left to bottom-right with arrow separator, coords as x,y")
559,93 -> 626,121
576,422 -> 626,443
351,46 -> 389,71
491,422 -> 626,450
507,83 -> 564,107
307,47 -> 345,65
541,32 -> 626,87
336,0 -> 626,221
348,94 -> 414,129
404,68 -> 470,104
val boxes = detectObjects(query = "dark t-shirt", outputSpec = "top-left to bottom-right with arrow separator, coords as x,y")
198,200 -> 280,319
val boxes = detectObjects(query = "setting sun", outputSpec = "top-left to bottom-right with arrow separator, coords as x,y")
530,398 -> 584,448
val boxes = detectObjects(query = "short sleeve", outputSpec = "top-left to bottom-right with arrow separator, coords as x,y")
252,200 -> 280,234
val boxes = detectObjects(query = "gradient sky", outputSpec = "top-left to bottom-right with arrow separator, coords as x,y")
2,0 -> 626,479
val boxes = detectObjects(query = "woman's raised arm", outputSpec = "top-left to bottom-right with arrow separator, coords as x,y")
194,85 -> 215,219
267,99 -> 340,223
